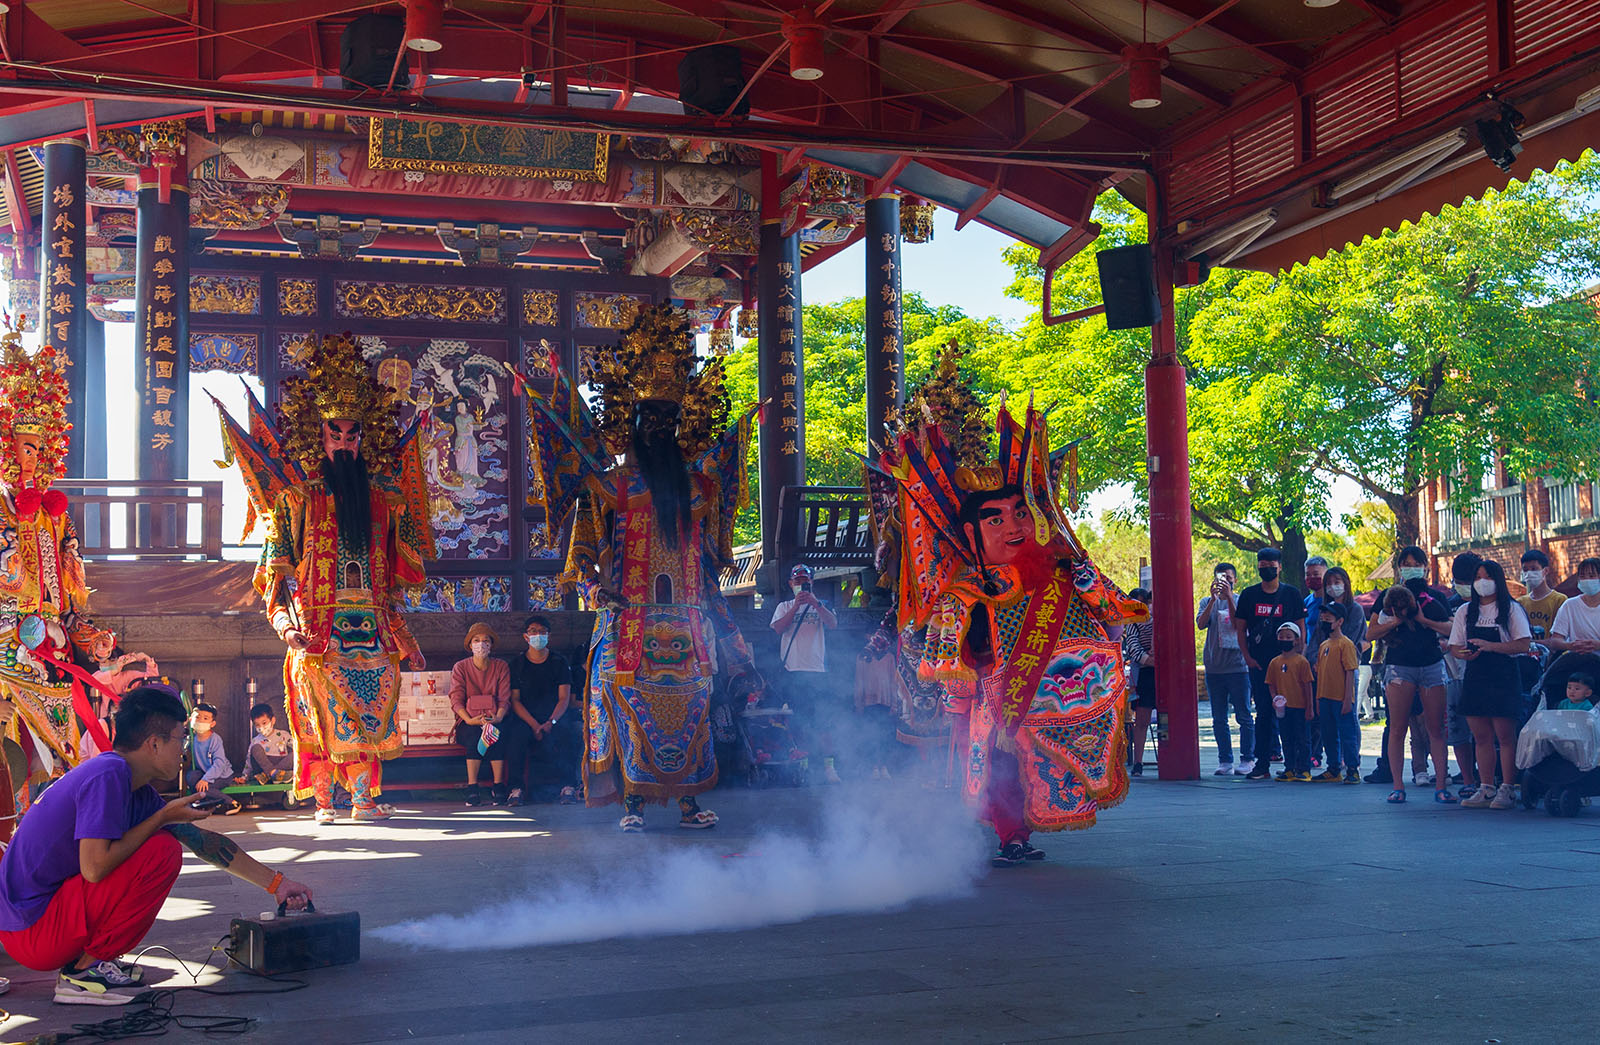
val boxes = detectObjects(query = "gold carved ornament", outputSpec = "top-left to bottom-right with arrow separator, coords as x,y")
190,276 -> 260,315
576,293 -> 642,330
278,279 -> 317,317
338,282 -> 503,323
522,289 -> 559,326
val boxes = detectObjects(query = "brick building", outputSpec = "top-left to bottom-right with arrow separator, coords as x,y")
1420,469 -> 1600,591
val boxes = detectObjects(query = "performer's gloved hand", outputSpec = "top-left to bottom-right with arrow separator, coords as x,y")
0,698 -> 12,726
282,629 -> 309,651
406,651 -> 427,670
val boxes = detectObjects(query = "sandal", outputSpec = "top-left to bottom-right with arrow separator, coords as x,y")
1386,789 -> 1406,804
1433,788 -> 1458,804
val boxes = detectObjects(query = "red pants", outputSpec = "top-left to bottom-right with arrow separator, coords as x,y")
982,747 -> 1030,846
0,832 -> 181,971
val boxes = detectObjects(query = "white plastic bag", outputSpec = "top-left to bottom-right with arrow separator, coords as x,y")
1516,709 -> 1600,771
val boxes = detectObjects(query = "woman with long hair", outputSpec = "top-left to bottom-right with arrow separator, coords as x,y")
1366,549 -> 1455,804
1451,560 -> 1532,809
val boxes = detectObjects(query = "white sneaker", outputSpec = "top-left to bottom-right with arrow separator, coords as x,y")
1235,760 -> 1256,776
1413,771 -> 1434,786
1461,785 -> 1493,808
1213,764 -> 1234,776
1489,784 -> 1517,810
314,808 -> 337,825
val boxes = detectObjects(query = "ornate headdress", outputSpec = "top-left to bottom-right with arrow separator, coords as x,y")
591,303 -> 730,456
277,334 -> 403,472
0,321 -> 72,490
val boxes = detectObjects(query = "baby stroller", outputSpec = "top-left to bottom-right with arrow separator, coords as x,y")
1518,652 -> 1600,816
739,706 -> 811,788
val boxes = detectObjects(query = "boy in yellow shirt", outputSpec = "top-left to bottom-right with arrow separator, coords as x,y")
1267,623 -> 1315,781
1313,602 -> 1362,784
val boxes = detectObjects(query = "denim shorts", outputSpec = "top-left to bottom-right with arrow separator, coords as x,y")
1386,662 -> 1447,689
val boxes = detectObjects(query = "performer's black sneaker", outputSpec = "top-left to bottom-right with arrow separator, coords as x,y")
991,842 -> 1027,868
1019,841 -> 1046,861
489,784 -> 509,806
465,784 -> 482,807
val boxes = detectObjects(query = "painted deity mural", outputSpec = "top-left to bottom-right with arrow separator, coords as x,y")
355,336 -> 512,560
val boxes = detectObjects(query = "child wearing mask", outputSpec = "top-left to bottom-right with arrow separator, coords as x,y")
187,703 -> 241,814
242,703 -> 294,784
1267,623 -> 1315,781
1517,548 -> 1566,637
1313,603 -> 1362,783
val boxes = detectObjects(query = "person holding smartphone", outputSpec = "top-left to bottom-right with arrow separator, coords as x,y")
0,686 -> 312,1006
1197,562 -> 1254,776
770,564 -> 840,782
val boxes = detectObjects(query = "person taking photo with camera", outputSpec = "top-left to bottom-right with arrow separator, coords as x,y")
770,564 -> 840,783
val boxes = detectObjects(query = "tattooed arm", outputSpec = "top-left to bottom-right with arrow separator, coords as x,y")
166,822 -> 314,909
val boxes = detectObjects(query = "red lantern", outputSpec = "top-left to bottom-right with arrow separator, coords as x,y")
1123,43 -> 1166,110
782,10 -> 825,81
405,0 -> 444,53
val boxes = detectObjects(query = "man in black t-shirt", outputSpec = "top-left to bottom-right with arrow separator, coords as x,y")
1232,547 -> 1306,780
501,615 -> 579,803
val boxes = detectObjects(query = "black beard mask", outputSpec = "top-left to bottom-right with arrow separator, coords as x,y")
321,449 -> 371,557
631,405 -> 691,549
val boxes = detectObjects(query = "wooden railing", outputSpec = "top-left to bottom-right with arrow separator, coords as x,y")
54,480 -> 224,560
776,484 -> 874,574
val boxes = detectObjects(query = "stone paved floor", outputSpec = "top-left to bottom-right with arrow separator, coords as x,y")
1,712 -> 1592,1043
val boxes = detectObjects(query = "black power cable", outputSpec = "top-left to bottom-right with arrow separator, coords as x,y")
18,936 -> 308,1044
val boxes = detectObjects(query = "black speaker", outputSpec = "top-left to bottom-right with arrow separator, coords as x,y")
341,13 -> 409,91
1095,244 -> 1161,330
679,45 -> 749,117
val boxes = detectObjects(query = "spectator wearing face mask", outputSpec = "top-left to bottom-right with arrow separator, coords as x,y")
771,564 -> 841,783
1366,547 -> 1455,804
1267,623 -> 1315,781
1197,562 -> 1254,776
1548,558 -> 1600,656
1516,548 -> 1566,636
1233,548 -> 1305,780
450,622 -> 511,807
1450,560 -> 1532,810
1443,552 -> 1483,795
501,615 -> 576,805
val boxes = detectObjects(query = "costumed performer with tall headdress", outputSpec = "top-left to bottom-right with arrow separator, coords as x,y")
512,304 -> 761,832
214,335 -> 434,824
877,343 -> 1146,867
0,324 -> 116,842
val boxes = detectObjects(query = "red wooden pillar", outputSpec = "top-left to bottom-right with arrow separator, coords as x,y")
1146,227 -> 1200,781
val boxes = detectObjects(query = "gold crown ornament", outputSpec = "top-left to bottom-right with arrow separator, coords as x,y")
0,320 -> 73,489
277,334 -> 403,472
591,303 -> 730,457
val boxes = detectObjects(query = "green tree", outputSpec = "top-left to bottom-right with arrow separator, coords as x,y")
1186,151 -> 1600,549
723,292 -> 1018,545
1306,501 -> 1398,593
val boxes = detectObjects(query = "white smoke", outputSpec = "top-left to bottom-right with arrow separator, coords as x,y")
374,787 -> 987,950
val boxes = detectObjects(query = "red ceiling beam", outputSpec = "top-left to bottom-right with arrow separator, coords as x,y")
961,0 -> 1232,110
1144,0 -> 1299,73
955,178 -> 1002,231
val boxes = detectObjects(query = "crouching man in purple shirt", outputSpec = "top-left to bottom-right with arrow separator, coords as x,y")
0,686 -> 312,1005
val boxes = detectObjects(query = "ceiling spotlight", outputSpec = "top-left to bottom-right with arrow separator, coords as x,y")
783,9 -> 826,81
1474,102 -> 1525,172
1123,43 -> 1167,109
404,0 -> 443,53
1304,0 -> 1341,7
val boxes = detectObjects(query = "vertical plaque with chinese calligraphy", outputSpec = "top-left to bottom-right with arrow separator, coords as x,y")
756,219 -> 805,577
134,179 -> 190,480
40,139 -> 87,478
864,194 -> 904,460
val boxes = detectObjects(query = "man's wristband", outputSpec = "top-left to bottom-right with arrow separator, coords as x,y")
266,871 -> 284,895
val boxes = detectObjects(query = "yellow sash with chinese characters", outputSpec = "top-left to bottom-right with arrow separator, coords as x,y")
997,573 -> 1073,730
